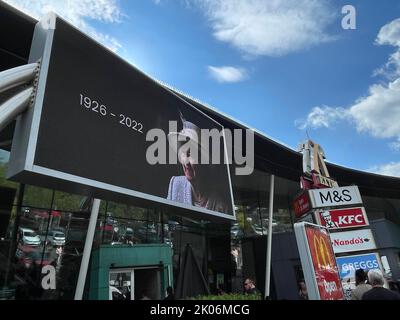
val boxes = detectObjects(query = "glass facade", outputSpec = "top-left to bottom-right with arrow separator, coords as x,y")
228,172 -> 302,295
362,195 -> 400,225
0,148 -> 234,299
1,146 -> 400,300
0,143 -> 298,299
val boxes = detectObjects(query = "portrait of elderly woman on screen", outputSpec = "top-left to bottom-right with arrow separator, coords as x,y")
167,114 -> 229,214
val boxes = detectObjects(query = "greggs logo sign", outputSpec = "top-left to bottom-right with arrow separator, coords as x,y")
313,234 -> 335,268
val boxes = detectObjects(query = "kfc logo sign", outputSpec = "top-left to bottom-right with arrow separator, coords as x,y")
317,207 -> 369,229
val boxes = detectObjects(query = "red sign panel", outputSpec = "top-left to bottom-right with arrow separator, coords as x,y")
305,225 -> 344,300
316,207 -> 368,229
293,191 -> 311,218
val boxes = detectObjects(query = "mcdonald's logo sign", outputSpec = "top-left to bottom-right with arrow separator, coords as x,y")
313,234 -> 335,269
296,223 -> 345,300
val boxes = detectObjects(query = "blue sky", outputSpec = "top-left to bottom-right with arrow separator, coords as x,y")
5,0 -> 400,177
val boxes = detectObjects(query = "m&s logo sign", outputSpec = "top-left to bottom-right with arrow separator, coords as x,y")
309,186 -> 362,209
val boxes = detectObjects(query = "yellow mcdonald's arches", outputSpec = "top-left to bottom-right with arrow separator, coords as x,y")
313,235 -> 334,268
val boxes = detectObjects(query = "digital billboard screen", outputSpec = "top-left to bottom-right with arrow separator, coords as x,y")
7,14 -> 235,221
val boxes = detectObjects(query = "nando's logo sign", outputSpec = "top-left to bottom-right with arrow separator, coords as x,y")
312,234 -> 335,269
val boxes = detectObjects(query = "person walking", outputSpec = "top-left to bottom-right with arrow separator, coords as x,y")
351,269 -> 372,300
298,280 -> 308,300
362,269 -> 400,300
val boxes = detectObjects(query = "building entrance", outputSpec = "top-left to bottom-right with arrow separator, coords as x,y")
109,266 -> 161,300
89,244 -> 172,300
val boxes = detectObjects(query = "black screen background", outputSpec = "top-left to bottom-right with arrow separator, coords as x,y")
33,18 -> 234,215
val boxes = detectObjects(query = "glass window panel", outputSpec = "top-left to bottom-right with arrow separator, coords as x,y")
53,191 -> 88,212
23,186 -> 54,209
0,150 -> 19,194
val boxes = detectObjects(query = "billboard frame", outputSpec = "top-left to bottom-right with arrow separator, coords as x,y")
7,13 -> 236,222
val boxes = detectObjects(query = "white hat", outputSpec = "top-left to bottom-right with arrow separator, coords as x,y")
168,113 -> 207,163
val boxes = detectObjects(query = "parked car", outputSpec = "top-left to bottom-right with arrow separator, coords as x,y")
110,241 -> 124,246
137,225 -> 158,242
164,237 -> 173,248
26,251 -> 54,268
15,245 -> 54,269
38,230 -> 66,246
125,227 -> 134,237
49,230 -> 66,246
251,224 -> 268,236
231,224 -> 244,238
18,227 -> 41,246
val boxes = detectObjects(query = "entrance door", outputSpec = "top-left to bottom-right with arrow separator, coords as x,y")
109,269 -> 134,300
109,267 -> 161,300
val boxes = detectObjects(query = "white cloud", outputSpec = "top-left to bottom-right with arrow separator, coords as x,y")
349,80 -> 400,139
374,18 -> 400,79
195,0 -> 336,57
208,66 -> 247,83
297,18 -> 400,150
368,162 -> 400,177
295,105 -> 349,129
389,140 -> 400,151
4,0 -> 123,52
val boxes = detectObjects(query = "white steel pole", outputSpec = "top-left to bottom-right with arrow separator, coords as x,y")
0,87 -> 33,132
74,198 -> 101,300
264,174 -> 275,299
0,62 -> 38,94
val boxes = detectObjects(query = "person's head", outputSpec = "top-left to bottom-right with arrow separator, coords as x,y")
168,115 -> 204,184
298,280 -> 307,291
169,112 -> 220,188
244,278 -> 255,290
355,268 -> 367,285
321,210 -> 332,224
368,269 -> 385,287
178,143 -> 200,183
